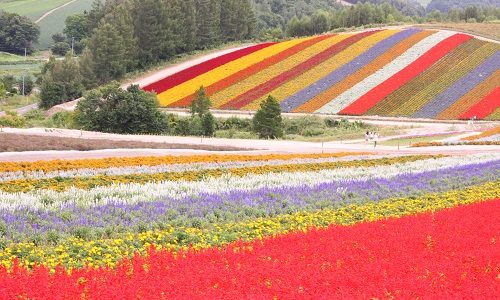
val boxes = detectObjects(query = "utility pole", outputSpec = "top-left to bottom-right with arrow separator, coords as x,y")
71,37 -> 75,56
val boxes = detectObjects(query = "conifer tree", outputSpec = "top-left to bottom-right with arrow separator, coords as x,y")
252,95 -> 283,139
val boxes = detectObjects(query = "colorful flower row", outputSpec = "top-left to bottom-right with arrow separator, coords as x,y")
395,43 -> 498,117
0,152 -> 360,174
462,126 -> 500,141
143,29 -> 499,120
221,31 -> 376,110
411,141 -> 500,147
360,34 -> 477,116
1,154 -> 496,213
0,155 -> 439,193
459,87 -> 500,120
2,199 -> 497,299
2,159 -> 497,245
436,69 -> 500,120
0,181 -> 497,271
243,30 -> 397,111
142,43 -> 275,95
294,30 -> 434,113
170,35 -> 331,107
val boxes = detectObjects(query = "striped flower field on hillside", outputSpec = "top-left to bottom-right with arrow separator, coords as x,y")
0,152 -> 499,297
143,29 -> 500,120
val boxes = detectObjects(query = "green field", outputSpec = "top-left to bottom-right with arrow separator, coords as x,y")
37,0 -> 93,49
0,0 -> 70,20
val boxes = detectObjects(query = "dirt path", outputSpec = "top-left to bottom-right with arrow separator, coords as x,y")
35,0 -> 77,24
1,127 -> 498,162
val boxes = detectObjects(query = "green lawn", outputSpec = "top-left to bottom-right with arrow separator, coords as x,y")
0,51 -> 24,62
0,94 -> 38,112
0,0 -> 71,20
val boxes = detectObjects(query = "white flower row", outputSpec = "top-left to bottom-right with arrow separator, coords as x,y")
316,30 -> 456,114
0,154 -> 380,182
0,153 -> 497,212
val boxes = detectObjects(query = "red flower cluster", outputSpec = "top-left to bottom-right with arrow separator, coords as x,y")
221,31 -> 379,109
460,87 -> 500,120
142,43 -> 275,94
340,33 -> 472,115
2,200 -> 498,299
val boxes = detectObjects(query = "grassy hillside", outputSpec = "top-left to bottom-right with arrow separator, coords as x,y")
0,0 -> 70,20
0,0 -> 93,49
143,29 -> 499,120
36,0 -> 93,49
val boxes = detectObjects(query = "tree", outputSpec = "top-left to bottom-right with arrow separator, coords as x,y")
195,0 -> 221,48
0,11 -> 39,55
81,23 -> 123,83
64,14 -> 88,42
201,111 -> 216,136
190,86 -> 211,117
39,55 -> 84,109
252,95 -> 283,139
17,75 -> 34,95
1,75 -> 17,94
131,0 -> 171,66
51,42 -> 71,56
0,82 -> 6,99
75,83 -> 167,134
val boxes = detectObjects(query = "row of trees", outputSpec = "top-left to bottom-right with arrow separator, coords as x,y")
285,2 -> 408,37
284,3 -> 500,37
74,84 -> 283,139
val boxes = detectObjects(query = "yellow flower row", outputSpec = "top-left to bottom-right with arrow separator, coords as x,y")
0,152 -> 364,173
157,37 -> 314,106
0,155 -> 438,193
211,34 -> 351,107
243,30 -> 400,110
1,181 -> 497,271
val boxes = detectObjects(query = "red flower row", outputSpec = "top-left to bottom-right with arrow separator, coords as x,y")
340,33 -> 472,115
2,199 -> 499,299
221,31 -> 379,110
142,43 -> 276,94
171,35 -> 332,107
460,87 -> 500,119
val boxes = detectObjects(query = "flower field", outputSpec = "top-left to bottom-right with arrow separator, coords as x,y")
0,151 -> 499,297
143,29 -> 500,120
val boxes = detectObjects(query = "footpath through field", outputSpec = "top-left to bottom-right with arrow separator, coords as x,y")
1,126 -> 499,162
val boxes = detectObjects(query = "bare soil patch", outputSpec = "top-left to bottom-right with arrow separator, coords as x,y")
0,133 -> 247,152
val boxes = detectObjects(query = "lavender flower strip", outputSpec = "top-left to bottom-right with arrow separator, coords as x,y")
280,29 -> 419,112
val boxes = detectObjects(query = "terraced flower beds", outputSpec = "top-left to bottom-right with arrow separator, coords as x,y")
143,29 -> 499,120
0,152 -> 499,297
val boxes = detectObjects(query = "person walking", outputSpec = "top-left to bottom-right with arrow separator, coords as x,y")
373,132 -> 379,148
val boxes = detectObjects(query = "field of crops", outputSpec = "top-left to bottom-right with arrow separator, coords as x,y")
144,29 -> 500,120
0,0 -> 70,20
0,151 -> 499,297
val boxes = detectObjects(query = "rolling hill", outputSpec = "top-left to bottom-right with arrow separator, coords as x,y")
143,29 -> 500,120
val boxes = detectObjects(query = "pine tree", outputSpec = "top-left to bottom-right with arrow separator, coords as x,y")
190,86 -> 212,117
103,6 -> 138,71
131,0 -> 169,66
252,95 -> 283,139
178,0 -> 197,52
195,0 -> 221,48
85,22 -> 127,83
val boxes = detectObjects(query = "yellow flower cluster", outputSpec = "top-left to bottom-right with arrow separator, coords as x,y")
1,181 -> 497,271
0,152 -> 364,173
0,155 -> 438,193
